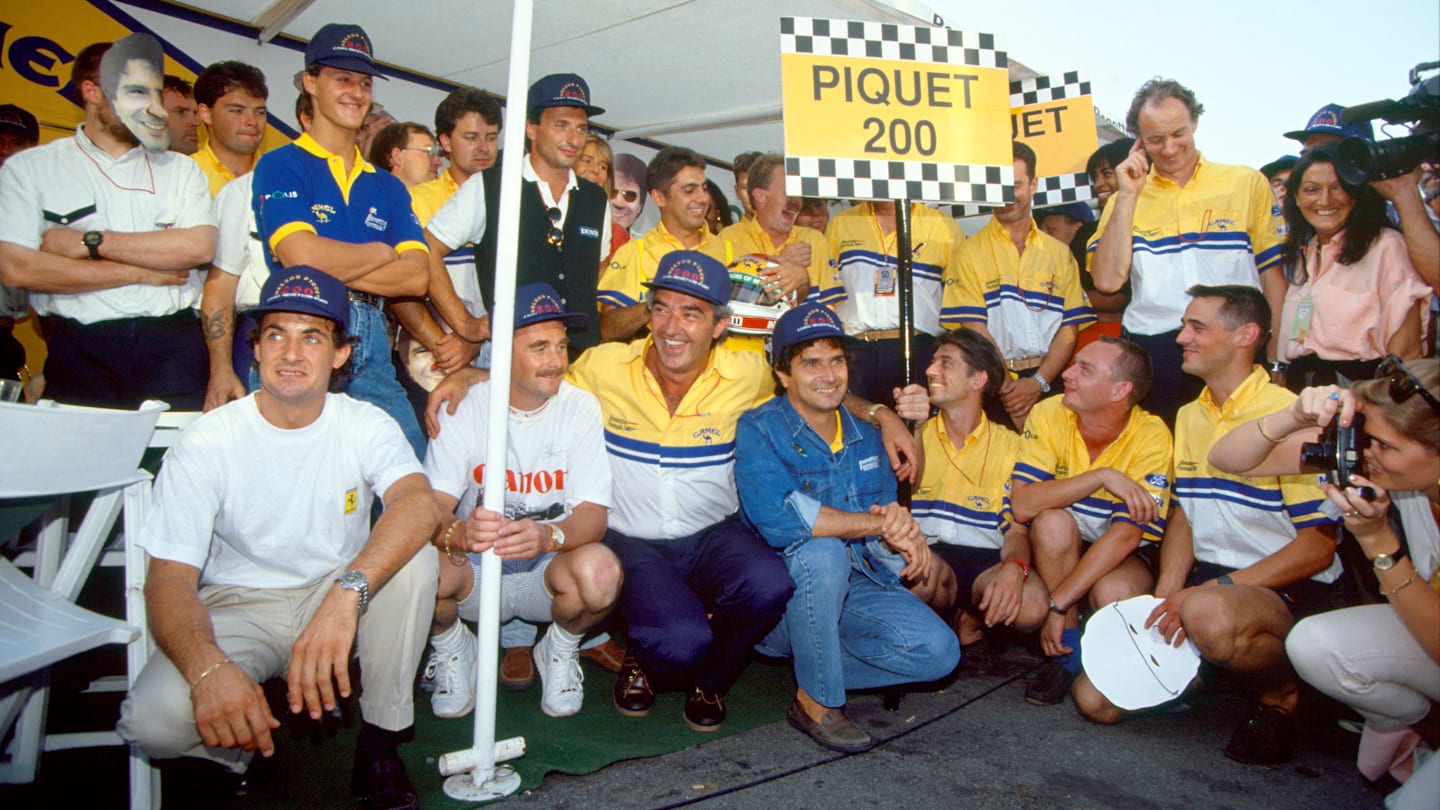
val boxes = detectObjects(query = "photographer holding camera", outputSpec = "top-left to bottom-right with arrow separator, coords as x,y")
1207,358 -> 1439,796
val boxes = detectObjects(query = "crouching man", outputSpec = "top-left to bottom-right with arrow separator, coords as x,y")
118,268 -> 439,810
423,283 -> 620,720
735,302 -> 959,753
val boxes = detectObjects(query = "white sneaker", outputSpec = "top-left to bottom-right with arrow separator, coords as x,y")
533,630 -> 584,718
429,623 -> 478,719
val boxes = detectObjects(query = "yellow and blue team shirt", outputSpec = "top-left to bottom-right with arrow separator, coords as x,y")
714,218 -> 841,354
566,338 -> 772,541
824,202 -> 964,336
941,217 -> 1095,360
251,133 -> 428,274
191,141 -> 250,198
596,220 -> 731,311
912,413 -> 1024,550
1174,366 -> 1341,583
1012,396 -> 1173,543
1086,154 -> 1285,336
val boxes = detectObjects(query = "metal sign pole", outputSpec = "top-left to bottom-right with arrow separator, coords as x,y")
893,198 -> 915,507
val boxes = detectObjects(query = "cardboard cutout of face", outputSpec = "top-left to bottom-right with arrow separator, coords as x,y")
99,33 -> 169,151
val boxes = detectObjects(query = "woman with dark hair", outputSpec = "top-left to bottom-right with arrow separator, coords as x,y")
1276,145 -> 1429,391
1209,358 -> 1439,800
704,179 -> 734,235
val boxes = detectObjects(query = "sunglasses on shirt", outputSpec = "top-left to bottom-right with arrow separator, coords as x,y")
1376,354 -> 1440,414
546,206 -> 564,248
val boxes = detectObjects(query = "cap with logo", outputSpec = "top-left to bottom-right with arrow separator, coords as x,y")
514,282 -> 588,329
526,73 -> 603,118
643,251 -> 729,308
0,104 -> 38,143
770,301 -> 848,360
1034,201 -> 1095,225
250,267 -> 352,331
1259,155 -> 1300,180
305,23 -> 387,79
1284,103 -> 1373,143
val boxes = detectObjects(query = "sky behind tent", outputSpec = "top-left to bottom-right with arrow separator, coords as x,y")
929,0 -> 1440,169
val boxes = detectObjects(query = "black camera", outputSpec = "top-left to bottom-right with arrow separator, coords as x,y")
1299,414 -> 1376,500
1337,61 -> 1440,185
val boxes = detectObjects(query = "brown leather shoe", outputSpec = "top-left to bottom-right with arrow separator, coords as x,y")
683,686 -> 726,733
786,699 -> 876,753
579,638 -> 627,672
499,646 -> 535,690
613,655 -> 654,717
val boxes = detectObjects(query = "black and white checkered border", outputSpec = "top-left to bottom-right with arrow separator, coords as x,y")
785,156 -> 1013,205
780,17 -> 1006,69
1010,71 -> 1091,106
1033,172 -> 1094,207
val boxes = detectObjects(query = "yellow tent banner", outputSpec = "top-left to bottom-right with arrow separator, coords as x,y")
780,17 -> 1013,205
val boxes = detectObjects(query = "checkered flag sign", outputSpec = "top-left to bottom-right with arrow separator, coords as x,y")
780,17 -> 1014,205
1011,72 -> 1098,208
1011,71 -> 1092,106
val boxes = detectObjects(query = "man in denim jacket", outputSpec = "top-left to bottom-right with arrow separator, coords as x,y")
735,302 -> 959,753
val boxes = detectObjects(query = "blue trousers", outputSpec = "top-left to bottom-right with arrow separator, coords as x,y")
757,537 -> 958,708
604,516 -> 793,694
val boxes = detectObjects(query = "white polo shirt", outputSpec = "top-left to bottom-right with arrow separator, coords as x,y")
0,124 -> 216,323
212,173 -> 269,310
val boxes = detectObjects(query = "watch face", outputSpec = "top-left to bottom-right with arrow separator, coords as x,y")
1373,555 -> 1395,571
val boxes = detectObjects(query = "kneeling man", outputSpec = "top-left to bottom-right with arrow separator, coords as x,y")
119,268 -> 439,810
424,283 -> 620,719
735,302 -> 959,753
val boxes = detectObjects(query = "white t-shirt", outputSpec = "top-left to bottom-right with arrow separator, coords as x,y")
0,125 -> 216,323
424,380 -> 611,522
139,393 -> 423,589
212,173 -> 269,310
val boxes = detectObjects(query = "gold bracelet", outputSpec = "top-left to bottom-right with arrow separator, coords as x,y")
1381,571 -> 1418,597
189,657 -> 234,699
442,519 -> 467,567
1256,415 -> 1282,443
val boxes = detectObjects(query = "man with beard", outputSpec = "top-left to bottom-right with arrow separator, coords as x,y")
0,34 -> 215,408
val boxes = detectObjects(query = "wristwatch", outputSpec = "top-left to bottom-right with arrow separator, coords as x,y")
82,230 -> 103,260
1048,597 -> 1067,616
550,524 -> 566,550
1033,373 -> 1051,394
336,570 -> 370,612
1372,547 -> 1409,572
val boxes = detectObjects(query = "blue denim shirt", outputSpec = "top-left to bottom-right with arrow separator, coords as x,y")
735,395 -> 903,587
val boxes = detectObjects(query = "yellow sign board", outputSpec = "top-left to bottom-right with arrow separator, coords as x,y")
1009,73 -> 1099,207
780,18 -> 1013,205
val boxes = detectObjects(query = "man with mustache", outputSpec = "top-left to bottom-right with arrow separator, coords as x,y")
0,34 -> 216,409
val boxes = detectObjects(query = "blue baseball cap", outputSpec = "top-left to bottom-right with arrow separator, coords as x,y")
770,301 -> 848,360
514,282 -> 587,330
527,73 -> 603,118
250,267 -> 351,331
1035,201 -> 1095,225
1259,155 -> 1300,180
1284,103 -> 1372,143
305,23 -> 387,79
0,104 -> 38,143
643,251 -> 729,308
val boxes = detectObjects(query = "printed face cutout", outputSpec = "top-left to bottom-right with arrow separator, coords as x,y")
99,33 -> 169,151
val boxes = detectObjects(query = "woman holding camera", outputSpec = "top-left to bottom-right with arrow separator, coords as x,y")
1274,145 -> 1429,391
1208,357 -> 1439,795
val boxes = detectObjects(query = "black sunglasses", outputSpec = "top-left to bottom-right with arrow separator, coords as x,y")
546,206 -> 563,248
1376,354 -> 1440,414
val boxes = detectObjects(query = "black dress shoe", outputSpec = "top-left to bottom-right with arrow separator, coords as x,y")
683,686 -> 726,732
352,738 -> 419,810
1024,660 -> 1076,706
1225,703 -> 1297,765
786,699 -> 876,753
613,655 -> 654,717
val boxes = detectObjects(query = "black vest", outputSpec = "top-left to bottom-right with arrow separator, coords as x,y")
475,159 -> 608,354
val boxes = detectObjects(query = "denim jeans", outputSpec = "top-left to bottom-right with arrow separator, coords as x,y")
249,300 -> 425,458
757,536 -> 958,708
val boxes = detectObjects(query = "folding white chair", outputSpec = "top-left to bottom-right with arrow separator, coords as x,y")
0,399 -> 167,808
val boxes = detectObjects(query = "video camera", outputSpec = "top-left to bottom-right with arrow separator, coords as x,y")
1299,413 -> 1376,501
1337,61 -> 1440,185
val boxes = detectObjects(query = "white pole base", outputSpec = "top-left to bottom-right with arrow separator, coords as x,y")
442,765 -> 522,801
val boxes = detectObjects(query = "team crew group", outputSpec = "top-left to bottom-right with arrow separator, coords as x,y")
0,20 -> 1435,810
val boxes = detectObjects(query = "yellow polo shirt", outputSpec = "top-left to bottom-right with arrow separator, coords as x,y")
191,141 -> 250,197
597,220 -> 731,311
912,413 -> 1024,550
1173,366 -> 1340,582
567,337 -> 772,540
1013,396 -> 1172,543
409,169 -> 462,227
824,202 -> 964,335
712,218 -> 839,354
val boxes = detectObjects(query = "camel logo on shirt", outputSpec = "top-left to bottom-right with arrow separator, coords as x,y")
693,427 -> 721,444
968,495 -> 992,509
1212,218 -> 1236,232
312,203 -> 336,224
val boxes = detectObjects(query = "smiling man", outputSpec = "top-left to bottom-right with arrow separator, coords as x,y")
118,267 -> 438,810
736,301 -> 957,753
0,35 -> 216,409
1088,79 -> 1287,426
251,22 -> 429,456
